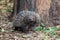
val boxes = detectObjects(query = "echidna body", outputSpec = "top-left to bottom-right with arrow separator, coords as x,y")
13,10 -> 41,33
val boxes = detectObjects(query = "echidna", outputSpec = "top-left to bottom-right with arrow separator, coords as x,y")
13,10 -> 41,33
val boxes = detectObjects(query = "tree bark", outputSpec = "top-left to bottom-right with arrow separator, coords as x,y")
8,0 -> 18,21
9,0 -> 53,27
49,0 -> 60,26
9,0 -> 37,21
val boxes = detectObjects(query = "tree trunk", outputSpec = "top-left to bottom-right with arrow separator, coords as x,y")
9,0 -> 37,21
18,0 -> 37,12
9,0 -> 53,27
49,0 -> 60,26
8,0 -> 18,21
36,0 -> 52,26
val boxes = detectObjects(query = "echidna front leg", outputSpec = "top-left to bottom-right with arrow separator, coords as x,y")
20,26 -> 29,33
13,26 -> 29,33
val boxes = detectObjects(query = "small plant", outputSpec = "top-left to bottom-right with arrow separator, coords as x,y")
34,21 -> 60,35
43,27 -> 59,35
0,28 -> 5,32
34,22 -> 46,31
34,26 -> 43,31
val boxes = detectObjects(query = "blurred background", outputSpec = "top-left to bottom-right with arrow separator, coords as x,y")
0,0 -> 60,40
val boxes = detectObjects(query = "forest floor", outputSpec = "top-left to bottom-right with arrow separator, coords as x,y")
0,16 -> 60,40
